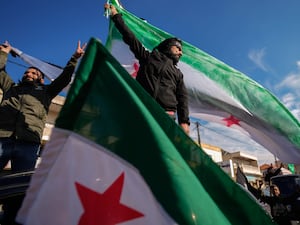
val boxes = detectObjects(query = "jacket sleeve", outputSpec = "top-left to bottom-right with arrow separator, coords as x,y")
176,72 -> 190,125
0,51 -> 14,91
47,56 -> 78,98
111,14 -> 150,62
259,195 -> 273,205
0,51 -> 8,70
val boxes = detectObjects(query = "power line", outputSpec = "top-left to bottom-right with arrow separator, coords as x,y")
189,120 -> 275,164
7,59 -> 28,69
190,119 -> 260,148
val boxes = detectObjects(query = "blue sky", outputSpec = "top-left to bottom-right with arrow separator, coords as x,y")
2,0 -> 300,164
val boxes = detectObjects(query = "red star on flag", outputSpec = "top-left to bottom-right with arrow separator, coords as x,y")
131,62 -> 139,78
75,172 -> 144,225
222,115 -> 241,127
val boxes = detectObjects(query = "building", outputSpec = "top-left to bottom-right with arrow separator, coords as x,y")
200,143 -> 223,163
222,151 -> 262,183
42,95 -> 65,145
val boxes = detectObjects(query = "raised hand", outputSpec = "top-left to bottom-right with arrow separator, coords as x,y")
0,41 -> 12,54
73,40 -> 87,59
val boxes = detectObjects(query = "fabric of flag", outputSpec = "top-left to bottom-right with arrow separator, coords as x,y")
17,38 -> 275,225
236,166 -> 248,189
12,47 -> 64,81
235,166 -> 261,200
105,0 -> 300,164
287,164 -> 295,174
11,47 -> 72,93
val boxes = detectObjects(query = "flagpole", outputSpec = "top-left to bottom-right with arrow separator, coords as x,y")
104,0 -> 111,18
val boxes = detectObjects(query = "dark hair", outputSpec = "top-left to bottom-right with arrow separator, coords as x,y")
28,66 -> 45,79
155,37 -> 182,52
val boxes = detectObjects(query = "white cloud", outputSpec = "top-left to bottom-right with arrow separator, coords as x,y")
275,61 -> 300,121
276,73 -> 300,91
280,93 -> 300,120
281,93 -> 295,109
297,60 -> 300,69
248,48 -> 269,72
291,108 -> 300,121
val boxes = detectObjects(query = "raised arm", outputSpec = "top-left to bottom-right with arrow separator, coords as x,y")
48,40 -> 86,97
0,41 -> 12,70
104,3 -> 118,16
104,3 -> 150,62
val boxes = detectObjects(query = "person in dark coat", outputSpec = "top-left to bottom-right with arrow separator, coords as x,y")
260,184 -> 300,225
104,3 -> 190,134
264,163 -> 283,183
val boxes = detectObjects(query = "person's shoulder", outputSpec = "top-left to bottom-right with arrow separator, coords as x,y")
0,51 -> 8,57
151,50 -> 170,61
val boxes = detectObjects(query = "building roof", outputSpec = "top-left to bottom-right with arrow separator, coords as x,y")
200,143 -> 222,152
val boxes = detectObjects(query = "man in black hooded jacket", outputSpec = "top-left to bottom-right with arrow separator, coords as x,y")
105,3 -> 190,134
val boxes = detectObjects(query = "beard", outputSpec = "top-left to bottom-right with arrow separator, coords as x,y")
170,54 -> 180,64
166,52 -> 180,65
161,50 -> 180,65
21,76 -> 39,86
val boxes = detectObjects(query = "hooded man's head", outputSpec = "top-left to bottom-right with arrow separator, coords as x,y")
155,37 -> 183,64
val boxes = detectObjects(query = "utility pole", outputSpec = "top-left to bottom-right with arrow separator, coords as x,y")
195,121 -> 201,145
274,154 -> 278,167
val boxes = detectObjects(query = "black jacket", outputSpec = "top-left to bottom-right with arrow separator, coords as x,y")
260,192 -> 300,225
111,14 -> 190,124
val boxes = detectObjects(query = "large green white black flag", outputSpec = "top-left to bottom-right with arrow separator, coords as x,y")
17,38 -> 275,225
105,0 -> 300,163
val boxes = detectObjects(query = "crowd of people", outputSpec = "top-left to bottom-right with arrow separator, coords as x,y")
0,3 -> 192,224
1,2 -> 299,225
244,164 -> 300,225
259,184 -> 299,225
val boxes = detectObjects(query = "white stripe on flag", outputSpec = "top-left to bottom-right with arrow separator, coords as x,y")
12,47 -> 63,81
17,128 -> 177,225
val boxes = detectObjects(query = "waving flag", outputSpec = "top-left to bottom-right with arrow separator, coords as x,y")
105,0 -> 300,164
11,47 -> 63,81
10,47 -> 73,93
17,38 -> 275,225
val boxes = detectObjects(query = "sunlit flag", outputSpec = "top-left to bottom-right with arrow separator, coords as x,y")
105,0 -> 300,163
17,38 -> 275,225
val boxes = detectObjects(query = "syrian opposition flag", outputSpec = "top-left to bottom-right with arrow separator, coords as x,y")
17,38 -> 275,225
11,47 -> 64,81
10,47 -> 73,93
105,0 -> 300,164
